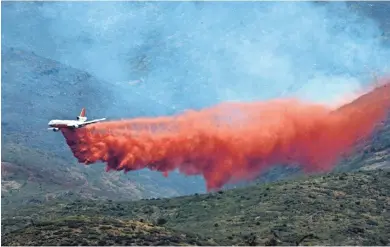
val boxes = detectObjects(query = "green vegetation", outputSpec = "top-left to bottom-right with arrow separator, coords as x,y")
3,169 -> 390,245
1,216 -> 212,246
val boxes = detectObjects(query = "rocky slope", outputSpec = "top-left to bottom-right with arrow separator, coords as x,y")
335,115 -> 390,172
1,144 -> 148,206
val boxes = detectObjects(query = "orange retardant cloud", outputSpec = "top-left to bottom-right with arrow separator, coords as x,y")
61,81 -> 390,191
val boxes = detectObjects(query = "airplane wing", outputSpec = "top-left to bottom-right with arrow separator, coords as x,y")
64,118 -> 106,128
80,118 -> 107,126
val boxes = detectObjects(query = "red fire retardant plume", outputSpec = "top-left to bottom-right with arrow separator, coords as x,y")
61,81 -> 390,191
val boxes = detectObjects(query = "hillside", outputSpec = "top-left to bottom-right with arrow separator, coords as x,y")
2,169 -> 389,245
1,46 -> 114,156
1,143 -> 150,207
2,216 -> 212,246
1,140 -> 206,209
334,106 -> 390,172
1,46 -> 205,207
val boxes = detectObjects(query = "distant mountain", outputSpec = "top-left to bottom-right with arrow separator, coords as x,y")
1,46 -> 114,156
3,169 -> 389,245
1,46 -> 206,208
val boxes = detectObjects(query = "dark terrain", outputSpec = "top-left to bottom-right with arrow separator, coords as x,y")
2,169 -> 390,245
2,216 -> 212,246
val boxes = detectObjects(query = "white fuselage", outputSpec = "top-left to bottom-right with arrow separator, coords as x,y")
48,119 -> 86,128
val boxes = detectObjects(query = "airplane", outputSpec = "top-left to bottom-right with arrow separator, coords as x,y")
48,108 -> 106,132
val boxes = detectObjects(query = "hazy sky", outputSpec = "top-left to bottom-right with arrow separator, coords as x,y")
3,1 -> 390,115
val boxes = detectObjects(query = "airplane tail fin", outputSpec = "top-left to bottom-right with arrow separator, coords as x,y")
80,108 -> 86,117
77,108 -> 87,121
